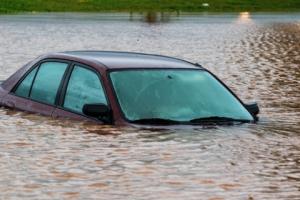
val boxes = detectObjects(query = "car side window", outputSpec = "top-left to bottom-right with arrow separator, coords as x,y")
63,65 -> 107,114
14,67 -> 38,98
30,62 -> 68,104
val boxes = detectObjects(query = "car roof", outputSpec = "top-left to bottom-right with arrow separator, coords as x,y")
46,51 -> 202,70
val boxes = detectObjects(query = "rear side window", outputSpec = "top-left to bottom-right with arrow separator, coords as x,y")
30,62 -> 68,104
14,67 -> 38,97
63,65 -> 107,114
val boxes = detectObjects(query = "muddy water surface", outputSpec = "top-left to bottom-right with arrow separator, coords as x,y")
0,13 -> 299,199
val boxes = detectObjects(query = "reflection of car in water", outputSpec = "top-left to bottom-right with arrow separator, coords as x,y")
0,51 -> 259,126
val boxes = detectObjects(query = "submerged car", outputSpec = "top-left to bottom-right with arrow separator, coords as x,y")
0,51 -> 259,125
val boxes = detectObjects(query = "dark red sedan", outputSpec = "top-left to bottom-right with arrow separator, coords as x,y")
0,51 -> 259,125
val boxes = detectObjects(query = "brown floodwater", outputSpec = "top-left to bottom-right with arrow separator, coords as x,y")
0,12 -> 299,199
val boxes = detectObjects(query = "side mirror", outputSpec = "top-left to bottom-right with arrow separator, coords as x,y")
82,103 -> 112,123
245,102 -> 259,120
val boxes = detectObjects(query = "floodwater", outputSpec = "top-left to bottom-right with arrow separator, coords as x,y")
0,12 -> 299,199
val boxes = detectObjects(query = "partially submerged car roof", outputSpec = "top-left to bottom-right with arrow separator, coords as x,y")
45,51 -> 202,70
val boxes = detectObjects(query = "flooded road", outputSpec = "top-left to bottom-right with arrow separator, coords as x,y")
0,13 -> 299,199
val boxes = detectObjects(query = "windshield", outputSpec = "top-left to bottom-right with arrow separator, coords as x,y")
110,69 -> 253,122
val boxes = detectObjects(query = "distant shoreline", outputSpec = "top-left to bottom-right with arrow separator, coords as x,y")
1,0 -> 300,14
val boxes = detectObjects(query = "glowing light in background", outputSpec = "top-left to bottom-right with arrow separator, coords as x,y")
237,12 -> 252,23
202,3 -> 210,7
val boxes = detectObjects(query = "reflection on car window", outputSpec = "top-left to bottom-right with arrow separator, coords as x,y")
110,69 -> 253,121
30,62 -> 68,104
14,67 -> 38,98
63,65 -> 107,114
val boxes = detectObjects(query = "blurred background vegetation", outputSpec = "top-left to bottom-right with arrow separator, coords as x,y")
1,0 -> 300,13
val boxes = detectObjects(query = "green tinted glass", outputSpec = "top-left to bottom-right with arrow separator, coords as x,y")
30,62 -> 68,104
14,67 -> 38,98
64,66 -> 107,114
110,69 -> 253,121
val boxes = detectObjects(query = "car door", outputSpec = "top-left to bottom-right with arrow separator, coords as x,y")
4,60 -> 69,116
52,64 -> 109,124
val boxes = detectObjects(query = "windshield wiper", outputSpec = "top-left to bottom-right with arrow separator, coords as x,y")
189,116 -> 249,124
131,117 -> 249,125
131,118 -> 183,125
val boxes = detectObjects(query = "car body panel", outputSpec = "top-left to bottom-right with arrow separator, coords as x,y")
2,93 -> 55,116
0,85 -> 8,105
61,51 -> 200,70
52,107 -> 99,123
